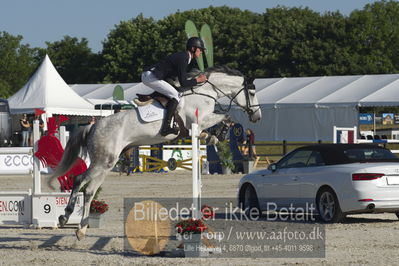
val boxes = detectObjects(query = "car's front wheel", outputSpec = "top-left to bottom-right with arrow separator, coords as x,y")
241,185 -> 261,220
316,188 -> 345,223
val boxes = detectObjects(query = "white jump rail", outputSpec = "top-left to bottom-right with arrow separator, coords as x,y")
358,139 -> 399,154
334,126 -> 399,153
0,147 -> 33,154
191,123 -> 201,219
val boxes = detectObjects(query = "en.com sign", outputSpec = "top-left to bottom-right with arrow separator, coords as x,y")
0,148 -> 33,174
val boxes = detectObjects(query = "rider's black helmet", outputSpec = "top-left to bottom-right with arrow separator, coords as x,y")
186,37 -> 206,51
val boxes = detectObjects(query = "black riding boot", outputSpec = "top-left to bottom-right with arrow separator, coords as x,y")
160,98 -> 179,136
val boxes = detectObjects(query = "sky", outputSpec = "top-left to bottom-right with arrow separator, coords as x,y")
0,0 -> 380,53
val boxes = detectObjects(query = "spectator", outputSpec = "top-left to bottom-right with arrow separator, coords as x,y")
228,121 -> 244,144
20,114 -> 30,147
242,128 -> 257,159
33,114 -> 45,137
88,116 -> 96,125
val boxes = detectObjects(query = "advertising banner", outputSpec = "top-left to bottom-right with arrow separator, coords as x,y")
0,147 -> 51,174
0,192 -> 32,225
382,113 -> 394,125
0,147 -> 33,174
359,113 -> 373,125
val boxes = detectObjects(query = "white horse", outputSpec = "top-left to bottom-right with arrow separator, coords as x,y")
51,65 -> 262,240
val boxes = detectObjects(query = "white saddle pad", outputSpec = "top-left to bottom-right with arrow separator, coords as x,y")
137,101 -> 165,122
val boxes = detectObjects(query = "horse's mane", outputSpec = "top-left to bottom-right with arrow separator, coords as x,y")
206,65 -> 244,77
168,65 -> 244,89
187,65 -> 243,79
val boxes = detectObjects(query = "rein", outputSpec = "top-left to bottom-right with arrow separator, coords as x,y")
183,79 -> 260,115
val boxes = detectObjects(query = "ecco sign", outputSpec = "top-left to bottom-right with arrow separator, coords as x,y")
0,154 -> 33,173
4,154 -> 32,167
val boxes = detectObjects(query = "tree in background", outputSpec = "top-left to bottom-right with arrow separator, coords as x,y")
101,6 -> 265,82
261,7 -> 351,77
43,36 -> 103,84
346,0 -> 399,74
3,1 -> 399,91
196,7 -> 264,77
0,32 -> 39,98
101,14 -> 163,83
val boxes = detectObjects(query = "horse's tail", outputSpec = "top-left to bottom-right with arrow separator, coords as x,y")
48,125 -> 93,188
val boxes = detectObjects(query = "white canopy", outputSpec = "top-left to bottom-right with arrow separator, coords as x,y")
70,82 -> 153,105
8,55 -> 108,116
228,74 -> 399,141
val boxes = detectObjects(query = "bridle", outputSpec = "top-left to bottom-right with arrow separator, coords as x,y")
184,78 -> 260,116
240,79 -> 261,115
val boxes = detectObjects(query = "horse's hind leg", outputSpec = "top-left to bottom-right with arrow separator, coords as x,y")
59,174 -> 88,227
75,168 -> 107,240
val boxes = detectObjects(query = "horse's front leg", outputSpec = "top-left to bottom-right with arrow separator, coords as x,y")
199,132 -> 219,145
197,113 -> 230,145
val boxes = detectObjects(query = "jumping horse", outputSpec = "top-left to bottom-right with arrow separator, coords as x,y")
50,65 -> 262,240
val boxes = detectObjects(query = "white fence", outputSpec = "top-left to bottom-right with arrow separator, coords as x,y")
334,126 -> 399,153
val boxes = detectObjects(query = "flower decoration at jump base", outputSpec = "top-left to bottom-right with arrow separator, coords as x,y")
90,199 -> 109,214
175,218 -> 207,235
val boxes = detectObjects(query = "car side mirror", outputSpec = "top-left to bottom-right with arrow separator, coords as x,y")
268,163 -> 277,172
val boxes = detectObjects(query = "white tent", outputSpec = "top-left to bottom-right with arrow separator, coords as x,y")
68,73 -> 399,142
228,74 -> 399,142
70,82 -> 152,105
8,55 -> 109,116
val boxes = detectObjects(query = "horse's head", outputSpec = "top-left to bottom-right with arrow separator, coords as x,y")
205,66 -> 262,122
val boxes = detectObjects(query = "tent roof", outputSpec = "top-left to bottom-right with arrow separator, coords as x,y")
67,73 -> 399,142
8,55 -> 104,116
70,83 -> 137,99
70,74 -> 399,109
254,74 -> 399,108
71,82 -> 154,103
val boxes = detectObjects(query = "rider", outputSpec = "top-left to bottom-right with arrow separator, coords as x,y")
141,37 -> 208,136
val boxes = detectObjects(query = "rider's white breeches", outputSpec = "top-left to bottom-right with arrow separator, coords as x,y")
141,71 -> 180,102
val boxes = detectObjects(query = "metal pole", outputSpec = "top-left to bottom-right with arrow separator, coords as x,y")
283,140 -> 287,155
373,109 -> 376,136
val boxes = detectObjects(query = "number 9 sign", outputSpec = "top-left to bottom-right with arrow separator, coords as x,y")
44,204 -> 51,214
32,196 -> 57,225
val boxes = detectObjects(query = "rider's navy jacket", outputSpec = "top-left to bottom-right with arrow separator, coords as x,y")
145,51 -> 197,90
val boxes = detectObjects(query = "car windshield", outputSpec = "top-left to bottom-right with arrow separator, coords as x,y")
344,147 -> 398,162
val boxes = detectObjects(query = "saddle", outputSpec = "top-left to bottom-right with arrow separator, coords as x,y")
134,92 -> 189,138
134,91 -> 168,107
